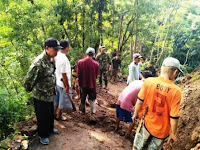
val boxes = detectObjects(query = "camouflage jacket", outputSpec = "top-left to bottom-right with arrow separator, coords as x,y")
24,51 -> 56,102
96,52 -> 111,70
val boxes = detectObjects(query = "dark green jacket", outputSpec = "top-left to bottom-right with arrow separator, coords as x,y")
96,52 -> 111,70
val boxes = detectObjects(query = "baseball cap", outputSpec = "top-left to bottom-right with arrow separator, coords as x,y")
44,37 -> 63,49
60,40 -> 69,49
86,47 -> 95,54
162,57 -> 183,73
133,53 -> 142,59
100,46 -> 106,50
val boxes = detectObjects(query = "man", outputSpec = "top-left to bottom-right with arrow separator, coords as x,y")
115,70 -> 153,140
127,53 -> 143,85
111,54 -> 121,82
132,57 -> 183,150
139,57 -> 147,71
96,46 -> 111,89
54,40 -> 73,121
77,47 -> 99,120
24,37 -> 61,145
112,49 -> 119,58
145,61 -> 156,77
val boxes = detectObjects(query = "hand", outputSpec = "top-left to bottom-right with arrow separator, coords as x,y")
132,114 -> 137,123
167,134 -> 176,145
65,86 -> 69,94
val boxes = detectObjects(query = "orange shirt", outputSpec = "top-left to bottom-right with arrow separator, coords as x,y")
138,77 -> 181,138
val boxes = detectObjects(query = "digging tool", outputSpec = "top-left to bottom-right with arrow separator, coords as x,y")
136,105 -> 148,132
66,93 -> 76,111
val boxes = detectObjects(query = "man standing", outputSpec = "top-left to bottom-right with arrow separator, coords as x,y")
139,57 -> 147,71
127,53 -> 143,85
132,57 -> 183,150
24,37 -> 61,145
111,54 -> 121,83
54,40 -> 73,121
77,47 -> 99,120
145,61 -> 156,77
96,46 -> 111,89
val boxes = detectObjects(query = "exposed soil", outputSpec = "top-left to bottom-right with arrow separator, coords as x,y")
29,82 -> 134,150
174,66 -> 200,150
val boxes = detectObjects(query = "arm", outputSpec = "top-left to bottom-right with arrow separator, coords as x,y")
24,64 -> 40,92
167,118 -> 179,144
132,99 -> 143,122
62,73 -> 69,93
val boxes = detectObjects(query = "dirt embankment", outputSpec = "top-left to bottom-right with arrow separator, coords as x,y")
174,66 -> 200,150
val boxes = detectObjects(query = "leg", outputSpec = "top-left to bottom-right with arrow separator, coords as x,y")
88,88 -> 97,114
99,69 -> 103,87
147,137 -> 165,150
103,70 -> 108,88
79,87 -> 87,113
48,101 -> 54,133
89,100 -> 96,114
115,118 -> 120,130
34,99 -> 51,138
127,123 -> 134,135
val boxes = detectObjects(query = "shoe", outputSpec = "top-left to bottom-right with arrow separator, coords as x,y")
79,104 -> 86,113
52,128 -> 59,134
39,137 -> 49,145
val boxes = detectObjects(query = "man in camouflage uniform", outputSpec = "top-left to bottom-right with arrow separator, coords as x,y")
24,37 -> 63,145
96,46 -> 111,89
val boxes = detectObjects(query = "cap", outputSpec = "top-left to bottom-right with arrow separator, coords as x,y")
162,57 -> 183,73
100,46 -> 106,50
133,53 -> 142,59
86,47 -> 95,54
44,37 -> 63,49
60,40 -> 69,49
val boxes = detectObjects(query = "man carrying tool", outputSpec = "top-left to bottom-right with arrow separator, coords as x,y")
54,40 -> 73,121
132,57 -> 183,150
96,46 -> 111,90
77,47 -> 99,120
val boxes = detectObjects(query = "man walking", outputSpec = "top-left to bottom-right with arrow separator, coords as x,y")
132,57 -> 183,150
24,37 -> 61,145
111,54 -> 121,83
96,46 -> 111,89
127,53 -> 143,85
77,47 -> 99,120
54,40 -> 73,121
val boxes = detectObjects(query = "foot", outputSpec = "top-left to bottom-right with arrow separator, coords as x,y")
75,95 -> 80,100
104,86 -> 108,90
90,113 -> 96,122
39,137 -> 49,145
125,133 -> 134,142
51,128 -> 59,134
79,104 -> 86,113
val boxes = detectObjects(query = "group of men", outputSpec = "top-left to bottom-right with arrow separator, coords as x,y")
24,37 -> 182,150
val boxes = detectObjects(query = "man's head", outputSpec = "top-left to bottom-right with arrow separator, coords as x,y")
45,37 -> 63,57
86,47 -> 95,57
141,57 -> 146,63
133,53 -> 142,64
161,57 -> 183,80
150,62 -> 155,67
60,40 -> 70,54
100,46 -> 106,54
141,70 -> 153,79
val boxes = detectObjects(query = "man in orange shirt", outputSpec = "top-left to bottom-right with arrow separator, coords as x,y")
132,57 -> 183,150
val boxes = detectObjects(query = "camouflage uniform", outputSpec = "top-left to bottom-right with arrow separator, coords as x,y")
24,51 -> 56,138
24,51 -> 56,102
96,52 -> 111,87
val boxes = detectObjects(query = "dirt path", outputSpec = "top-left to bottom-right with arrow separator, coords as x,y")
29,82 -> 133,150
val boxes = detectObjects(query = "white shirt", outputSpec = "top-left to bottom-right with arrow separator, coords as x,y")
55,51 -> 71,88
127,61 -> 141,84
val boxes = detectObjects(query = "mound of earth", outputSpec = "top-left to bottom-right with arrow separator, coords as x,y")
174,66 -> 200,150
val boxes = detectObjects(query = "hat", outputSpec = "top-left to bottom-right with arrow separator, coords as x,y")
45,37 -> 63,49
162,57 -> 183,73
60,40 -> 69,49
133,53 -> 142,59
100,46 -> 106,50
86,47 -> 95,54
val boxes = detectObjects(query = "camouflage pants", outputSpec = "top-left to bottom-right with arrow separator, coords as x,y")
99,69 -> 108,86
133,125 -> 165,150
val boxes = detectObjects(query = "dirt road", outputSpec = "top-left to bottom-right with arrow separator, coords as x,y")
30,82 -> 133,150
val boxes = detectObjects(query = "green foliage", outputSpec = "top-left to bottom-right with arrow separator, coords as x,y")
191,72 -> 199,82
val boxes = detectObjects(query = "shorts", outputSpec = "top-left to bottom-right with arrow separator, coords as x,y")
80,87 -> 96,101
54,85 -> 73,110
116,105 -> 133,123
133,124 -> 165,150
